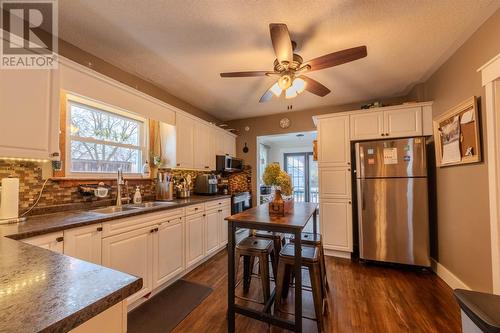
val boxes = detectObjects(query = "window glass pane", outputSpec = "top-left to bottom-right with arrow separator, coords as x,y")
70,140 -> 141,173
70,102 -> 140,146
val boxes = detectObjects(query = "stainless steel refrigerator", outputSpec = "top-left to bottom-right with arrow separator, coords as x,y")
355,137 -> 430,266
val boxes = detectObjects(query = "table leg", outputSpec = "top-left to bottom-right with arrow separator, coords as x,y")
313,208 -> 318,235
228,221 -> 236,332
294,229 -> 302,333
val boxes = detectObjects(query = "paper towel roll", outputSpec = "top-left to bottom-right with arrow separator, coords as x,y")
1,178 -> 19,220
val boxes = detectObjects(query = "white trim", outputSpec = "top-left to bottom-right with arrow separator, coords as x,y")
479,53 -> 500,295
324,249 -> 351,259
431,259 -> 470,291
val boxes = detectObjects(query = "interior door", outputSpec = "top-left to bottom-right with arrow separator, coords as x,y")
285,152 -> 318,203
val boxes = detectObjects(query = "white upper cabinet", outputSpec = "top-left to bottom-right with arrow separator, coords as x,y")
318,115 -> 350,167
175,113 -> 195,168
383,106 -> 422,138
350,111 -> 384,140
194,122 -> 212,170
0,68 -> 59,159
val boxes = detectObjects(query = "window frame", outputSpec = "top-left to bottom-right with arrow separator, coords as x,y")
64,93 -> 148,178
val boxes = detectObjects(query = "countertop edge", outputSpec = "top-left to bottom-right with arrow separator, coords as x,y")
41,277 -> 143,333
7,195 -> 232,240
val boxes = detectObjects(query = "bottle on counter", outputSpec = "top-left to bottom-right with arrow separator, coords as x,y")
142,160 -> 150,178
133,186 -> 142,204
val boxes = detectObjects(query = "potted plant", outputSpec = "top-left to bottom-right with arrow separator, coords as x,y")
262,163 -> 294,216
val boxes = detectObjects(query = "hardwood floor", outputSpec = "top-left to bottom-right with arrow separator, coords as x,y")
172,250 -> 461,333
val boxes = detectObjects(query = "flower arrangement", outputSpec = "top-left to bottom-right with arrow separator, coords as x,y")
262,163 -> 294,216
262,163 -> 293,195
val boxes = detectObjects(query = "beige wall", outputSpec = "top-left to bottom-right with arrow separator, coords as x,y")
406,9 -> 500,292
58,40 -> 220,124
226,97 -> 407,205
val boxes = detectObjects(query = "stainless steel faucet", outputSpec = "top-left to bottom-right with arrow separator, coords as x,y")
116,168 -> 125,207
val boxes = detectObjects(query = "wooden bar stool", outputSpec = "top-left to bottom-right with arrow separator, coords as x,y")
274,243 -> 324,332
235,236 -> 277,303
290,232 -> 329,294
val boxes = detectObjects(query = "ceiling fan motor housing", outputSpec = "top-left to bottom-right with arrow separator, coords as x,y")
274,54 -> 303,72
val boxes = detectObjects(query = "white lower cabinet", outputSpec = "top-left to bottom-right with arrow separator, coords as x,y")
320,199 -> 353,252
102,225 -> 154,303
64,224 -> 102,265
185,212 -> 205,268
153,217 -> 185,288
21,232 -> 64,253
205,209 -> 220,256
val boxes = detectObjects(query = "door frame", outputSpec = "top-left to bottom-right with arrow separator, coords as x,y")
479,52 -> 500,294
284,152 -> 314,202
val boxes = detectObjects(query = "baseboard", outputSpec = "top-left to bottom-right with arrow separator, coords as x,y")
431,258 -> 470,290
324,249 -> 351,259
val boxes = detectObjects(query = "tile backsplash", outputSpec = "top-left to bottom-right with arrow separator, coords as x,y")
0,160 -> 252,216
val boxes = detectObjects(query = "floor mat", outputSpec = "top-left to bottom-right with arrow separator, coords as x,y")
128,279 -> 213,333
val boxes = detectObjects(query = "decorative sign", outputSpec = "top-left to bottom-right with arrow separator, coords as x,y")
383,148 -> 398,164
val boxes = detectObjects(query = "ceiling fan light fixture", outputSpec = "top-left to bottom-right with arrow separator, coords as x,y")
291,77 -> 306,94
269,82 -> 283,97
285,86 -> 298,99
278,74 -> 292,90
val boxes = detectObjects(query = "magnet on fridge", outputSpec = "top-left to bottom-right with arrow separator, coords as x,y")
404,155 -> 411,162
367,148 -> 375,155
368,158 -> 375,165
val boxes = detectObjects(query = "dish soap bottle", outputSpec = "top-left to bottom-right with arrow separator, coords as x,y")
133,186 -> 142,204
142,160 -> 150,178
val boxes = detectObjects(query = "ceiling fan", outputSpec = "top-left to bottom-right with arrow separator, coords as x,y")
220,23 -> 367,103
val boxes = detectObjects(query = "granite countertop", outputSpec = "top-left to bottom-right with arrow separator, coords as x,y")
0,194 -> 230,333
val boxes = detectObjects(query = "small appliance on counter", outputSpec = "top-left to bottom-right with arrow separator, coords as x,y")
156,171 -> 174,201
216,155 -> 243,173
194,173 -> 218,195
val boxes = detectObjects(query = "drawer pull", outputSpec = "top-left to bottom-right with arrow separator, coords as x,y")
97,227 -> 103,232
56,236 -> 64,242
194,207 -> 198,210
203,214 -> 206,217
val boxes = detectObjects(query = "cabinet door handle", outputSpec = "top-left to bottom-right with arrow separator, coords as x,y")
381,133 -> 385,136
348,201 -> 352,205
56,236 -> 64,242
347,168 -> 351,172
194,207 -> 198,210
203,214 -> 206,217
97,227 -> 103,232
176,163 -> 181,167
150,229 -> 155,233
155,227 -> 159,232
386,133 -> 389,136
205,166 -> 209,169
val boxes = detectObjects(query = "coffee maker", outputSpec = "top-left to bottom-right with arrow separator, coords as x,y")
194,174 -> 218,195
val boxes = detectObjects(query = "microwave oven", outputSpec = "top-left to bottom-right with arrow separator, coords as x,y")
216,155 -> 243,173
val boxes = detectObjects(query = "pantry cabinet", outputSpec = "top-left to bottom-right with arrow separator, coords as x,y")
320,199 -> 353,252
102,225 -> 154,303
21,232 -> 64,253
153,216 -> 185,288
64,224 -> 102,265
317,115 -> 350,167
0,68 -> 59,160
318,167 -> 351,199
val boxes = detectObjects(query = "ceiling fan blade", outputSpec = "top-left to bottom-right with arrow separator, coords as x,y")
220,71 -> 274,77
269,23 -> 293,65
300,75 -> 331,97
304,46 -> 367,72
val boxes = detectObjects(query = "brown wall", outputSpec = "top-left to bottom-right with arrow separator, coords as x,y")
406,9 -> 500,292
58,40 -> 220,124
226,97 -> 407,205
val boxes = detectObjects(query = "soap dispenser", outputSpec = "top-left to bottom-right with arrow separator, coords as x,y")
133,186 -> 142,204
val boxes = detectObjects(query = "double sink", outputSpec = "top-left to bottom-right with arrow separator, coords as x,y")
90,201 -> 177,215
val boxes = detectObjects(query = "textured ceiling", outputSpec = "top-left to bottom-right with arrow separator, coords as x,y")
58,0 -> 499,121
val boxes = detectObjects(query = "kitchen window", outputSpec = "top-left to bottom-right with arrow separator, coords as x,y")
66,95 -> 147,177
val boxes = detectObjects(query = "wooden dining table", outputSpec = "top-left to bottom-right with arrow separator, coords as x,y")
225,202 -> 319,333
